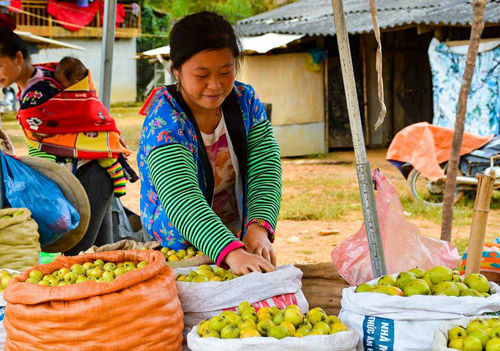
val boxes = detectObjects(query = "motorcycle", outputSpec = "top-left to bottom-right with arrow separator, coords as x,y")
391,135 -> 500,207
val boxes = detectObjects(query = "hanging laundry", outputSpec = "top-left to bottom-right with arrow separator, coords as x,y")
428,38 -> 500,136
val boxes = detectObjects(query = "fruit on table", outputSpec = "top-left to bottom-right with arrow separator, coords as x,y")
355,266 -> 493,297
159,246 -> 204,262
445,318 -> 500,351
176,265 -> 240,282
24,259 -> 149,286
197,303 -> 348,339
0,270 -> 18,292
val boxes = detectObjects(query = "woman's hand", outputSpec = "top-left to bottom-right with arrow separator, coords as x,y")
224,248 -> 275,275
243,223 -> 277,266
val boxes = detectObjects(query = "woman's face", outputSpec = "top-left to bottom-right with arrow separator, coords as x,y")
175,48 -> 236,111
0,52 -> 23,88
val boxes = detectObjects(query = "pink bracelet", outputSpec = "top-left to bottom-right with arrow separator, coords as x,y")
246,219 -> 275,243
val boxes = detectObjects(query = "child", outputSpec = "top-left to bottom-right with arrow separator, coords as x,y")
54,57 -> 128,197
54,57 -> 88,89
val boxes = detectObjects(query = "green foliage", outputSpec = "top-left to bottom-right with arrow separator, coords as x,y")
137,6 -> 169,52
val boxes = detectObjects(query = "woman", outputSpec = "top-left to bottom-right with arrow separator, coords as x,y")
138,11 -> 282,275
0,15 -> 130,254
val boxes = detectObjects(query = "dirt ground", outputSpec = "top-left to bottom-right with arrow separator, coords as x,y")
119,148 -> 499,266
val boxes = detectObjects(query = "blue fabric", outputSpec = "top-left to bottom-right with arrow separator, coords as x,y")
137,81 -> 268,249
0,152 -> 80,246
428,38 -> 500,136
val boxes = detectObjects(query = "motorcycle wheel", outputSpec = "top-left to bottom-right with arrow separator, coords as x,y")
408,167 -> 464,207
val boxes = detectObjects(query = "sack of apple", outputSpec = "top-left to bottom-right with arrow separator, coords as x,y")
3,250 -> 184,351
0,269 -> 19,351
339,266 -> 500,351
432,316 -> 500,351
187,302 -> 359,351
174,265 -> 309,345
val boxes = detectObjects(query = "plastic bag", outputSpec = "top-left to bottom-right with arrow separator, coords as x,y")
331,169 -> 460,286
0,152 -> 80,246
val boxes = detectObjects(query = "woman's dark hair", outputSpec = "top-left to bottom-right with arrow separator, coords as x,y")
0,15 -> 29,60
169,11 -> 241,73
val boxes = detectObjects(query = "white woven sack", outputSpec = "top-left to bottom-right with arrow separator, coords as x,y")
186,325 -> 359,351
339,274 -> 500,351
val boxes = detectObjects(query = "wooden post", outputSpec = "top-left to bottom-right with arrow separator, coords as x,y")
464,174 -> 495,275
440,0 -> 488,241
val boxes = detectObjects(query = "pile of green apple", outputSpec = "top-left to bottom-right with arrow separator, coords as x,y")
177,265 -> 239,282
24,259 -> 149,286
0,270 -> 18,292
158,246 -> 204,262
0,210 -> 24,220
197,302 -> 348,339
447,318 -> 500,351
355,266 -> 492,297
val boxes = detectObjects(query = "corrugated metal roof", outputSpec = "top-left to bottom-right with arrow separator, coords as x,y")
236,0 -> 500,36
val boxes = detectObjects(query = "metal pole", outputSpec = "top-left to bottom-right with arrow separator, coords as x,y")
330,0 -> 386,277
99,0 -> 117,110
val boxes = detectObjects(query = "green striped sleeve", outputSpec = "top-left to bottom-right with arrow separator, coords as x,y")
246,120 -> 282,230
27,145 -> 57,161
147,143 -> 240,263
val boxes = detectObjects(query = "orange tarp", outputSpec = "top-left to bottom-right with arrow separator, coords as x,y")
386,122 -> 492,180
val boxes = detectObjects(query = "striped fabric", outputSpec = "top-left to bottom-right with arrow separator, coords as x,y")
147,120 -> 281,263
28,145 -> 57,161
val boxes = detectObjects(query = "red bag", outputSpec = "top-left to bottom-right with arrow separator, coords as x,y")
331,169 -> 460,286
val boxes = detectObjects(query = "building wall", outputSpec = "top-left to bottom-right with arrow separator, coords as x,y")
31,38 -> 137,103
239,53 -> 326,157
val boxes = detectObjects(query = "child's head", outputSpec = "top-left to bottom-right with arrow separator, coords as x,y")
54,57 -> 87,89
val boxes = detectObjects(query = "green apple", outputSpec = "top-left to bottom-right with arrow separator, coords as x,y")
38,280 -> 50,286
460,288 -> 482,297
29,270 -> 43,281
327,316 -> 341,325
385,286 -> 404,296
449,338 -> 465,350
197,320 -> 210,336
488,318 -> 500,329
427,266 -> 453,285
256,319 -> 274,335
123,262 -> 136,271
63,272 -> 77,284
330,322 -> 348,334
272,311 -> 285,325
238,320 -> 256,331
403,279 -> 431,296
87,267 -> 103,279
238,301 -> 253,315
240,311 -> 257,323
103,262 -> 116,272
220,325 -> 239,339
1,275 -> 12,288
468,328 -> 489,348
136,260 -> 147,268
396,271 -> 417,290
463,336 -> 483,351
285,305 -> 302,314
82,262 -> 94,270
486,337 -> 500,351
267,325 -> 289,339
455,282 -> 469,292
355,283 -> 373,293
409,267 -> 425,279
209,315 -> 227,333
213,266 -> 226,278
93,259 -> 105,267
280,321 -> 296,336
464,274 -> 490,294
296,326 -> 311,336
25,277 -> 39,284
453,275 -> 463,283
204,330 -> 220,338
378,275 -> 397,287
221,311 -> 241,327
490,326 -> 500,338
307,307 -> 327,325
431,282 -> 460,296
311,321 -> 331,335
76,276 -> 88,283
467,319 -> 489,333
299,318 -> 313,332
448,326 -> 467,340
70,264 -> 85,276
284,307 -> 303,327
240,328 -> 260,338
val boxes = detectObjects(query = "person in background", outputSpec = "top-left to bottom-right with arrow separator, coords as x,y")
138,11 -> 282,275
0,14 -> 131,254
